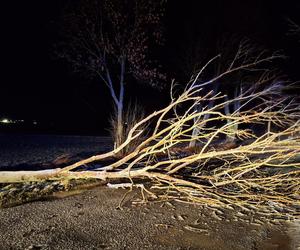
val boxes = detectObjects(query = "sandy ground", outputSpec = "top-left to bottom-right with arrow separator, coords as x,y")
0,134 -> 299,250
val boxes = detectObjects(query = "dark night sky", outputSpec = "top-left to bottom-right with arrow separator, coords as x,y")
0,1 -> 299,134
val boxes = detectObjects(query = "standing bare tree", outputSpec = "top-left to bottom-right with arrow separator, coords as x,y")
57,0 -> 166,149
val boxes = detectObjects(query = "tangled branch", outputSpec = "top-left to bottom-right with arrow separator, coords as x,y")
1,52 -> 299,215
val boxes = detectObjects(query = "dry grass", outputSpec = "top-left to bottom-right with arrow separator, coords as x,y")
109,101 -> 147,157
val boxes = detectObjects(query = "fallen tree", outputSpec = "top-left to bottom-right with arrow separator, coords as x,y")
1,51 -> 300,215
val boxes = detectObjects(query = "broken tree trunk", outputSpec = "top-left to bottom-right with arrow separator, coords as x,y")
1,50 -> 300,214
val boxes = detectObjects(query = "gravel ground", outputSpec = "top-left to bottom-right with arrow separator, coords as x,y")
0,134 -> 112,167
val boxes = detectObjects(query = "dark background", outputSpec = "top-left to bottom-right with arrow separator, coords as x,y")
0,0 -> 299,135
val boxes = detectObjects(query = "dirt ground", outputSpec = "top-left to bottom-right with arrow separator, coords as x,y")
0,185 -> 299,250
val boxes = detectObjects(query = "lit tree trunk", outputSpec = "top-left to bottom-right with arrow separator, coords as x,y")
225,85 -> 241,142
105,57 -> 126,149
189,103 -> 202,148
189,82 -> 220,147
116,58 -> 125,149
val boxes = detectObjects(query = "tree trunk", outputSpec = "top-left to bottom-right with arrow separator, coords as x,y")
189,103 -> 202,148
115,101 -> 124,149
225,85 -> 240,142
104,58 -> 126,150
115,57 -> 125,150
189,82 -> 219,147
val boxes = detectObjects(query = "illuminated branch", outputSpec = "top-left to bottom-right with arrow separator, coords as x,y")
1,54 -> 299,215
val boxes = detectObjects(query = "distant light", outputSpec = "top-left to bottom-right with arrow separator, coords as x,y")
0,118 -> 12,124
0,118 -> 27,124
